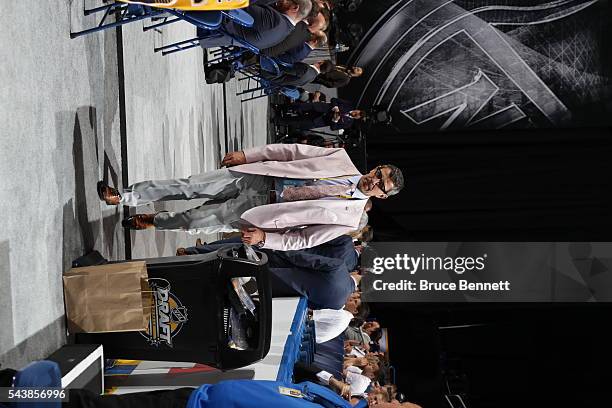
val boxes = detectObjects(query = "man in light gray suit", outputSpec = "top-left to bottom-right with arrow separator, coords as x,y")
97,144 -> 403,250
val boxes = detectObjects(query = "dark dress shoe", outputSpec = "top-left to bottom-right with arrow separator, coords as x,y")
97,181 -> 121,205
122,214 -> 156,230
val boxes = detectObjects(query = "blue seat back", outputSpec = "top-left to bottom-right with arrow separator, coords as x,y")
259,56 -> 280,76
182,10 -> 223,29
281,87 -> 300,100
222,9 -> 254,27
13,361 -> 62,408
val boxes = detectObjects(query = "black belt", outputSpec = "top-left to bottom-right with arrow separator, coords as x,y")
268,179 -> 278,204
268,190 -> 277,204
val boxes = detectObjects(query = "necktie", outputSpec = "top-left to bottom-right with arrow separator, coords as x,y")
282,184 -> 353,202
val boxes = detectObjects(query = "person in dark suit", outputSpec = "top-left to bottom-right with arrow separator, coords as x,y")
180,234 -> 359,271
277,97 -> 366,130
198,0 -> 313,50
266,249 -> 357,310
266,59 -> 333,88
178,235 -> 360,310
278,31 -> 327,64
313,65 -> 364,88
260,5 -> 329,57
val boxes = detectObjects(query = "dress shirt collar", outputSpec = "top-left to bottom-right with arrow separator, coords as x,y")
350,175 -> 369,199
350,275 -> 359,291
309,64 -> 321,74
282,13 -> 299,26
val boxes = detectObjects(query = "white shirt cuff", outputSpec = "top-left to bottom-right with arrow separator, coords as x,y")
316,370 -> 333,385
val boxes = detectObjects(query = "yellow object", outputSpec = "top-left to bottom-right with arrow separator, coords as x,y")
113,359 -> 142,365
278,387 -> 304,398
117,0 -> 249,11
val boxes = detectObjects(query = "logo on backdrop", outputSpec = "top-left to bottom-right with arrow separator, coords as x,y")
351,0 -> 610,130
141,278 -> 189,347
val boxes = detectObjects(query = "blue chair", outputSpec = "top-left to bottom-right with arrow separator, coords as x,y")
70,1 -> 245,46
154,9 -> 255,56
12,360 -> 62,408
153,11 -> 224,55
70,2 -> 167,38
237,57 -> 301,102
221,8 -> 254,27
143,7 -> 253,33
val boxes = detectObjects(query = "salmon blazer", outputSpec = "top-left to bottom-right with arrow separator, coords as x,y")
230,144 -> 368,251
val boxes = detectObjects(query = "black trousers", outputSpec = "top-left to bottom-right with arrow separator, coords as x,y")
64,388 -> 194,408
292,361 -> 325,383
277,115 -> 328,130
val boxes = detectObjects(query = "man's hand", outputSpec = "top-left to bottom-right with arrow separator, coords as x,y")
350,271 -> 362,286
329,377 -> 351,400
221,151 -> 246,167
241,227 -> 265,246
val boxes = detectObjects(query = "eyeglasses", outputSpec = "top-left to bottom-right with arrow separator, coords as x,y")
375,166 -> 392,194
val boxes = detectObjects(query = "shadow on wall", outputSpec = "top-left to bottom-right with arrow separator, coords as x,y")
58,107 -> 123,270
0,315 -> 66,370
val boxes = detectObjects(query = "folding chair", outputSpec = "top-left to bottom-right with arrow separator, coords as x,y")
145,5 -> 253,32
237,57 -> 300,102
71,1 -> 251,39
119,0 -> 250,11
152,10 -> 224,55
71,2 -> 167,38
153,8 -> 254,56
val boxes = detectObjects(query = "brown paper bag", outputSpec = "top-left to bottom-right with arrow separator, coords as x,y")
63,261 -> 151,333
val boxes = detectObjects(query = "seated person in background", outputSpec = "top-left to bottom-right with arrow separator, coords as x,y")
261,3 -> 329,57
265,59 -> 334,88
278,30 -> 328,64
177,235 -> 360,310
314,65 -> 364,88
312,293 -> 369,343
198,0 -> 312,50
308,90 -> 327,102
345,320 -> 381,348
277,97 -> 366,131
294,89 -> 327,103
179,234 -> 360,271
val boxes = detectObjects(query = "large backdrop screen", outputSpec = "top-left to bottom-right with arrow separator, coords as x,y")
338,0 -> 612,132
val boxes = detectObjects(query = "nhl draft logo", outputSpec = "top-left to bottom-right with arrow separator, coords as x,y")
141,278 -> 188,347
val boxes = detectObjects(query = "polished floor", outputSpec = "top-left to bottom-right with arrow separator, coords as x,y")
0,2 -> 268,368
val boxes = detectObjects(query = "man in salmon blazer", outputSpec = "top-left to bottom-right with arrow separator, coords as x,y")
97,144 -> 404,250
